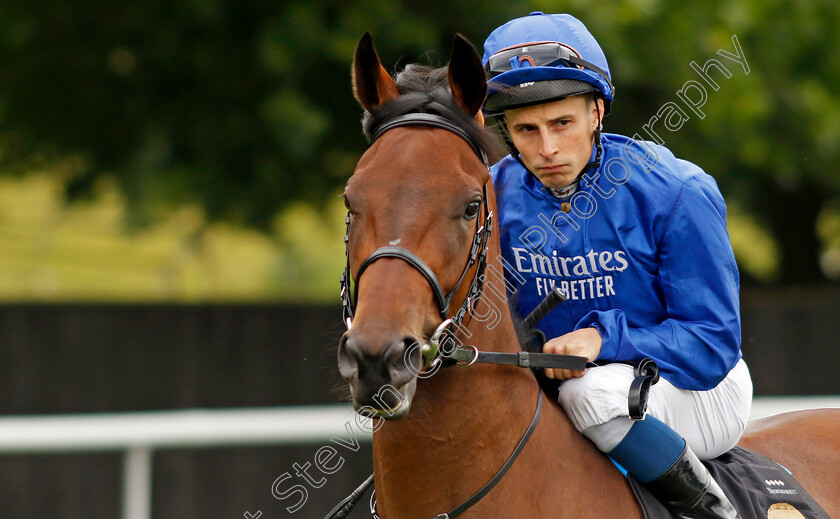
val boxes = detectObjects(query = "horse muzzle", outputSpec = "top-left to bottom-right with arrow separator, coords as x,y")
337,331 -> 423,420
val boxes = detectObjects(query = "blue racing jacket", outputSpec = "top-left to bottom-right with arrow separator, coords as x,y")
492,133 -> 742,391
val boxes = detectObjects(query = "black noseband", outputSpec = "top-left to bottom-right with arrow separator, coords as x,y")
354,246 -> 450,319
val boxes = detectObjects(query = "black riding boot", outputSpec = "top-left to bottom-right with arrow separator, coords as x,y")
643,446 -> 738,519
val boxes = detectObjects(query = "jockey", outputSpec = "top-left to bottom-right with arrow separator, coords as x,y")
482,12 -> 752,519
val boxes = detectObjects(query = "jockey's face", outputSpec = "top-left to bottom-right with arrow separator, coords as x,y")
505,95 -> 604,188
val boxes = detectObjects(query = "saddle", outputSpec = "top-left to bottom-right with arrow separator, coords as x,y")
625,446 -> 831,519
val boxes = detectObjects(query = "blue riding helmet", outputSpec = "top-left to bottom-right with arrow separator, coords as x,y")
482,12 -> 614,115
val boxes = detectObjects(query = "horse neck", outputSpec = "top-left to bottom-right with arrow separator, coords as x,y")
371,183 -> 636,517
371,261 -> 534,510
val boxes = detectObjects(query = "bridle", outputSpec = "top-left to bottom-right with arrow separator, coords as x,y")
331,112 -> 587,519
340,113 -> 494,371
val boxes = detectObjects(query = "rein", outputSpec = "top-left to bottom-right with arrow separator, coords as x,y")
369,388 -> 543,519
331,113 -> 587,519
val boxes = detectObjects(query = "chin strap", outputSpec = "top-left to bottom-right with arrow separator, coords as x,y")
491,114 -> 529,172
577,100 -> 604,179
577,125 -> 603,179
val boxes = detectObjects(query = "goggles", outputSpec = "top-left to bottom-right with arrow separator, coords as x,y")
484,41 -> 614,96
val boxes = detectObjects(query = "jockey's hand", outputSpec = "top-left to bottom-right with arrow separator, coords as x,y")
542,327 -> 602,380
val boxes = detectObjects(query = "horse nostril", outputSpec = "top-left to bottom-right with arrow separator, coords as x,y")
383,336 -> 422,386
337,333 -> 361,382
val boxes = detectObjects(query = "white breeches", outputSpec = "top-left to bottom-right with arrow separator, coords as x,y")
557,358 -> 753,459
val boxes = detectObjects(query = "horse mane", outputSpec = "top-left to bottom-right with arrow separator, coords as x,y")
362,64 -> 504,162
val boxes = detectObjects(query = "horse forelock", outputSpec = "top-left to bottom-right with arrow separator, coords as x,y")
361,64 -> 503,163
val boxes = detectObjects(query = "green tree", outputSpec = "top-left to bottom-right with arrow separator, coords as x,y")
0,0 -> 518,225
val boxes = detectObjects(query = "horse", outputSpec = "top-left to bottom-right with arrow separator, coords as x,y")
336,32 -> 840,518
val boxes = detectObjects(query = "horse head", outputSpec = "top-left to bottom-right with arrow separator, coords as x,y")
337,32 -> 496,420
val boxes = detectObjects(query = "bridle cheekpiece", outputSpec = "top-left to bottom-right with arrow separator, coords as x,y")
339,113 -> 493,371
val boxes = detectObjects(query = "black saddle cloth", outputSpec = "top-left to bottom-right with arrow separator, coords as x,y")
628,446 -> 831,519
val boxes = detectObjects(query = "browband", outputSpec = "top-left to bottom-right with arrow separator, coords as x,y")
370,113 -> 488,166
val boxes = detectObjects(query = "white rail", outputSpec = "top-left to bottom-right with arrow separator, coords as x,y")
0,398 -> 835,519
0,406 -> 366,452
0,406 -> 371,519
749,395 -> 840,420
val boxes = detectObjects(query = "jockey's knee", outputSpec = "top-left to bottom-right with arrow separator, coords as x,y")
556,364 -> 635,441
581,417 -> 634,452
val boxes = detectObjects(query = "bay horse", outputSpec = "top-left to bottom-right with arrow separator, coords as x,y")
337,32 -> 840,518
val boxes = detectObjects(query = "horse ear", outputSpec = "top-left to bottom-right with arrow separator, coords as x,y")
352,32 -> 399,111
448,34 -> 487,117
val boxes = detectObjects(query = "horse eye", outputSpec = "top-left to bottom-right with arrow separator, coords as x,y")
463,199 -> 482,220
